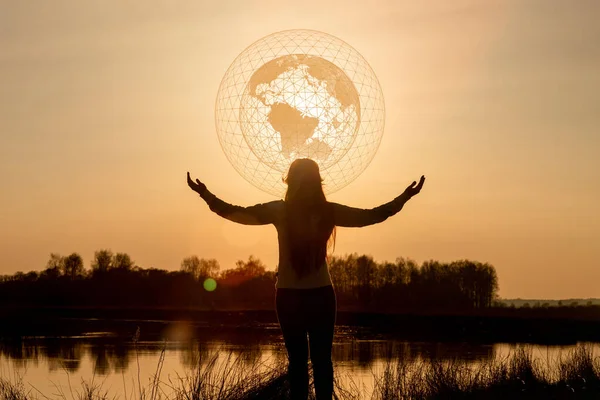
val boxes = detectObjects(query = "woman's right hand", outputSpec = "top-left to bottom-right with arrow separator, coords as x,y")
187,172 -> 207,195
402,175 -> 425,199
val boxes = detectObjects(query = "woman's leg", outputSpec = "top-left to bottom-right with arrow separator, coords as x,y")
276,289 -> 309,400
308,286 -> 336,400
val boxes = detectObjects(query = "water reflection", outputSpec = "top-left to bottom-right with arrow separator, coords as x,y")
0,325 -> 498,375
332,340 -> 495,369
2,319 -> 599,400
2,323 -> 599,400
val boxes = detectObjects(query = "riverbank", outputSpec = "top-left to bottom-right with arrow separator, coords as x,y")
2,306 -> 600,343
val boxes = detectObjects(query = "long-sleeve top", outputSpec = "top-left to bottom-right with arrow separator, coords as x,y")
199,190 -> 410,289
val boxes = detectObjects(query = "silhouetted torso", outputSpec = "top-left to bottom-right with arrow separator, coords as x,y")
200,191 -> 409,288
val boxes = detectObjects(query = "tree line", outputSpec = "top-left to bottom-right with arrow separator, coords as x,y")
0,250 -> 500,312
329,254 -> 498,311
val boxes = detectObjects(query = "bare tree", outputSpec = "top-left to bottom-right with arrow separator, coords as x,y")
220,255 -> 266,286
199,258 -> 220,278
44,253 -> 64,278
91,249 -> 114,273
113,253 -> 134,270
181,256 -> 221,280
62,253 -> 85,280
181,255 -> 201,278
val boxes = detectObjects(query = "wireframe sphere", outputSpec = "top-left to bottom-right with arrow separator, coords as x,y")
215,29 -> 385,196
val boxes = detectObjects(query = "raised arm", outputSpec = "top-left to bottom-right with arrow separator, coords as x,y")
187,172 -> 279,225
332,175 -> 425,227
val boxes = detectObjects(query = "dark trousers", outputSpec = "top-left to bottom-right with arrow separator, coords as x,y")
276,285 -> 336,400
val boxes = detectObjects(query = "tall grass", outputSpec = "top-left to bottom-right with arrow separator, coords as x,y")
168,351 -> 288,400
0,375 -> 29,400
372,344 -> 600,399
1,345 -> 599,399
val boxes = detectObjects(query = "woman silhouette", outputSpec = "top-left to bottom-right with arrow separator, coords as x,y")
187,159 -> 425,400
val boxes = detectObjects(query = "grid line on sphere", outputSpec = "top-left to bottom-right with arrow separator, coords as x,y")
215,29 -> 385,197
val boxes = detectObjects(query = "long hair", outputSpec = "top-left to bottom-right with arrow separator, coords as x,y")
283,158 -> 336,278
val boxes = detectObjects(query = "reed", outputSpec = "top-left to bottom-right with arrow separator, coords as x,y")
372,344 -> 600,399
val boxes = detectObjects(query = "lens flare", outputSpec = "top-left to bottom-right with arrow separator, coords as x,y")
203,278 -> 217,292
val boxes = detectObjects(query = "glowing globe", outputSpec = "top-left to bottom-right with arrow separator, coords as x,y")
215,29 -> 385,196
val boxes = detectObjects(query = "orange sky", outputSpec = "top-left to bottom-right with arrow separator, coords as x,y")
1,0 -> 599,299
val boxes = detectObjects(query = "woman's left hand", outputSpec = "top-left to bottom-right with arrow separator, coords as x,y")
402,175 -> 425,199
187,172 -> 207,195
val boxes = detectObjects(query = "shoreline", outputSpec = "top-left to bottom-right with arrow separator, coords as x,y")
2,306 -> 600,344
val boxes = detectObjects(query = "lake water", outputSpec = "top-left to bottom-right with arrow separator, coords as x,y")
1,320 -> 598,398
